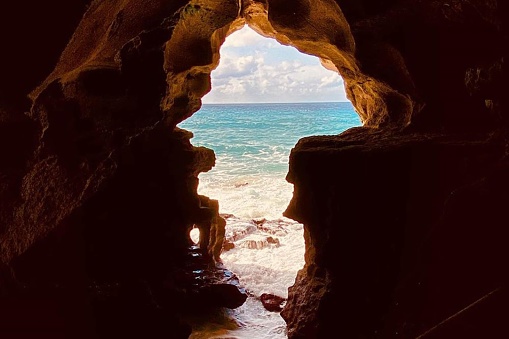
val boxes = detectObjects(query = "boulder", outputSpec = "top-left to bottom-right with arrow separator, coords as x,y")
260,293 -> 286,312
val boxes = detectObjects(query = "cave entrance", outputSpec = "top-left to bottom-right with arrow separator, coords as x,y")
178,25 -> 360,338
189,225 -> 201,245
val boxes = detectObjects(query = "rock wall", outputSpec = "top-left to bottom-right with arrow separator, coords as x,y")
0,0 -> 508,338
280,0 -> 509,338
0,0 -> 91,112
1,1 -> 241,337
282,129 -> 508,338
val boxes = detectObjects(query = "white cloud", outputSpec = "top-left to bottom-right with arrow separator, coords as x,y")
222,25 -> 275,48
217,78 -> 247,94
203,26 -> 348,103
213,55 -> 258,79
319,73 -> 342,88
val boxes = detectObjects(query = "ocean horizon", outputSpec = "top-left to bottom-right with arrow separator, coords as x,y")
202,100 -> 352,105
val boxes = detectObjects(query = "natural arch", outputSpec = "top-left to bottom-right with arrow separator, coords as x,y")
1,1 -> 507,339
162,0 -> 418,128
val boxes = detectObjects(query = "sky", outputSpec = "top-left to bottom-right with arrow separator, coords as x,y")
202,25 -> 348,104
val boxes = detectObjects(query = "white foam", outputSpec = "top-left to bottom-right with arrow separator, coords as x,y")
198,172 -> 294,220
221,219 -> 304,298
189,195 -> 305,339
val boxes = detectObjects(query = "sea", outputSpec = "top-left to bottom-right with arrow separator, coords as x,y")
178,102 -> 360,339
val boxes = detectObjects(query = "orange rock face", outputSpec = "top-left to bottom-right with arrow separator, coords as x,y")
0,0 -> 507,338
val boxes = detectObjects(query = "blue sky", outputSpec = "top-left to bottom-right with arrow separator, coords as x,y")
202,25 -> 348,104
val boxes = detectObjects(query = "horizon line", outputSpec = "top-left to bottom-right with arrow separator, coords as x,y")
202,100 -> 351,105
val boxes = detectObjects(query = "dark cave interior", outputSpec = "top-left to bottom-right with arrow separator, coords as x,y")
0,0 -> 508,338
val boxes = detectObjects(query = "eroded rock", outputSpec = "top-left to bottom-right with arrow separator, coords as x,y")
282,127 -> 508,338
0,0 -> 507,338
260,293 -> 286,312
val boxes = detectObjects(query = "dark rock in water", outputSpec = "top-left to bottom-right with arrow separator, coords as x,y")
174,246 -> 247,309
201,283 -> 248,309
253,218 -> 266,226
228,224 -> 258,242
222,240 -> 235,252
260,293 -> 286,312
239,235 -> 281,249
266,237 -> 280,245
256,222 -> 288,236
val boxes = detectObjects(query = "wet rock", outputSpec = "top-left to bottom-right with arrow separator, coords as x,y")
201,283 -> 247,309
226,221 -> 257,242
253,218 -> 266,225
175,246 -> 247,310
238,235 -> 281,249
256,221 -> 289,236
266,237 -> 280,246
222,240 -> 235,252
260,293 -> 286,312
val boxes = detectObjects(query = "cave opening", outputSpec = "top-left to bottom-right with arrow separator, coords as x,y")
178,24 -> 360,338
4,0 -> 503,338
190,225 -> 201,245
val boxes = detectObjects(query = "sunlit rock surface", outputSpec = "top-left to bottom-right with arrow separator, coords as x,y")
1,0 -> 508,338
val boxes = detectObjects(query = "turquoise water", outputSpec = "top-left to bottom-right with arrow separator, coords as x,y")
179,102 -> 360,218
178,102 -> 360,338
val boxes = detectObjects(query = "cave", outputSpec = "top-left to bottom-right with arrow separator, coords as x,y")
0,0 -> 508,338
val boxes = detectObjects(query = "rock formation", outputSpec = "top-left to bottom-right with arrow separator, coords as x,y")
260,293 -> 286,312
0,0 -> 507,338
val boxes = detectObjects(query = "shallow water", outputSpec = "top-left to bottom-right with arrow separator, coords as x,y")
179,102 -> 360,338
